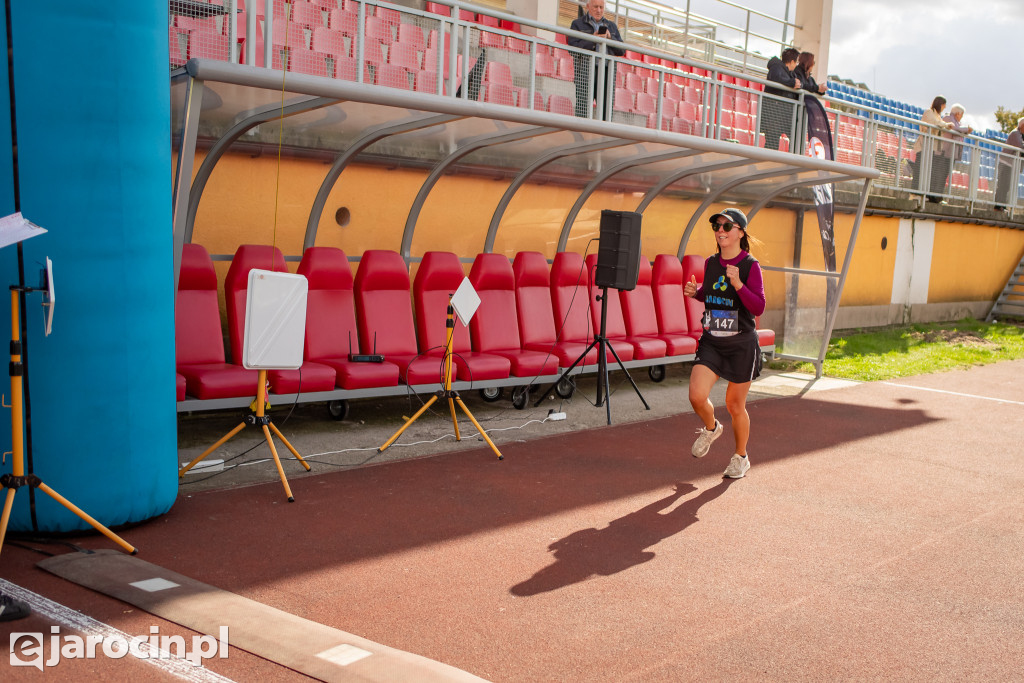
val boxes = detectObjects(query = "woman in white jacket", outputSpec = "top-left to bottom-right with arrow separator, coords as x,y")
911,96 -> 954,203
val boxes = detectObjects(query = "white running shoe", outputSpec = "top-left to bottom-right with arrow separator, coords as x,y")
691,420 -> 723,457
723,454 -> 750,479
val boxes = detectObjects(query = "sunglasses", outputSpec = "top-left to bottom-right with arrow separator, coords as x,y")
712,222 -> 736,232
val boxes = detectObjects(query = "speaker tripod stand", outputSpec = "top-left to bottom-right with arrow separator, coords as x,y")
1,286 -> 136,558
534,285 -> 649,425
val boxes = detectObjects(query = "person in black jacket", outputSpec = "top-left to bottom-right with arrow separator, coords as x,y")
568,0 -> 625,119
759,47 -> 802,150
794,51 -> 827,96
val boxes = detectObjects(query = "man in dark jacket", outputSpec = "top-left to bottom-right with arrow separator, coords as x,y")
568,0 -> 625,119
760,47 -> 802,150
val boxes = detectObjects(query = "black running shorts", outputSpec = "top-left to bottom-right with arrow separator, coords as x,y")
694,331 -> 762,384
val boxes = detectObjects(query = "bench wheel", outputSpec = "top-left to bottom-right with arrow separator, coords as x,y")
556,377 -> 575,399
327,399 -> 349,421
511,385 -> 529,410
479,386 -> 503,402
648,365 -> 666,383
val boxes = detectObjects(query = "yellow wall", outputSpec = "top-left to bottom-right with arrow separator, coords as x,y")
929,221 -> 1024,302
188,152 -> 1023,318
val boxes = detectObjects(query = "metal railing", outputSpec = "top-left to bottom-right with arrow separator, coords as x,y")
168,0 -> 1023,216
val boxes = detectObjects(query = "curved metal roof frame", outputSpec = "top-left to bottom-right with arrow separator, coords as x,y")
171,59 -> 879,372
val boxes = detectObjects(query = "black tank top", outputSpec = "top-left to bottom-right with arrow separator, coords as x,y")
702,253 -> 757,336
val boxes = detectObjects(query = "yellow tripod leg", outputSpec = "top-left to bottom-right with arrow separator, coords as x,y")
37,482 -> 137,554
262,424 -> 295,502
268,422 -> 311,472
179,421 -> 245,477
448,397 -> 461,441
378,394 -> 438,453
455,397 -> 503,460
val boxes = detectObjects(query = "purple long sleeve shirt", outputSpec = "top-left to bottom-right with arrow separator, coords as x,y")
694,251 -> 766,316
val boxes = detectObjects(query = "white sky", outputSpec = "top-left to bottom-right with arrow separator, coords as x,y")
657,0 -> 1024,133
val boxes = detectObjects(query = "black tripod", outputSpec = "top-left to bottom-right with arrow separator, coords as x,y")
534,285 -> 649,425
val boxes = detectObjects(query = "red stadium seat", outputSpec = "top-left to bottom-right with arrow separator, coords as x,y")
388,41 -> 421,71
374,62 -> 411,89
413,252 -> 512,381
175,244 -> 259,400
225,246 -> 337,394
585,254 -> 662,360
552,252 -> 633,362
288,47 -> 330,77
290,1 -> 326,28
469,254 -> 559,377
513,251 -> 598,367
297,247 -> 400,389
629,256 -> 698,356
311,26 -> 348,58
652,254 -> 695,345
176,373 -> 187,401
547,94 -> 574,116
354,250 -> 458,385
396,24 -> 426,51
680,254 -> 707,342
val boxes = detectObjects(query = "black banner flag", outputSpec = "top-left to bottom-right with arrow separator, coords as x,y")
804,97 -> 838,310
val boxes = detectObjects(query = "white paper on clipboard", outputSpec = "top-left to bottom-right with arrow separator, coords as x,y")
0,212 -> 46,249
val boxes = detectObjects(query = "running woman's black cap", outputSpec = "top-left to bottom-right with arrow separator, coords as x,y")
709,208 -> 748,230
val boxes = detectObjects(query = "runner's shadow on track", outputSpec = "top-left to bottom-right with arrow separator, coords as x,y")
510,479 -> 736,596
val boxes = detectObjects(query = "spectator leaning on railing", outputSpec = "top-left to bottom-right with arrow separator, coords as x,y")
794,52 -> 826,96
935,104 -> 974,203
568,0 -> 625,119
760,47 -> 802,151
911,96 -> 954,203
995,117 -> 1024,211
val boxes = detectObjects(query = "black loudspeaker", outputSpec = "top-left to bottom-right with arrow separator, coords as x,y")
595,210 -> 642,291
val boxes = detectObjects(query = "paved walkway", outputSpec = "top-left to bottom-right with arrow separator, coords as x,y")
2,361 -> 1023,680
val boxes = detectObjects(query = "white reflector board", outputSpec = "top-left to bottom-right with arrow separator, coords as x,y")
451,277 -> 480,327
242,269 -> 308,370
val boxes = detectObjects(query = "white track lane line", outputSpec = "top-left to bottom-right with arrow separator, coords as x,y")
0,578 -> 235,682
880,381 -> 1024,406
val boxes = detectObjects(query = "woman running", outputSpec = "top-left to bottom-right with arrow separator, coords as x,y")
684,208 -> 766,478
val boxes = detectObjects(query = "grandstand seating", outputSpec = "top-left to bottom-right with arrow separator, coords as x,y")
296,246 -> 401,389
412,251 -> 512,381
225,245 -> 338,394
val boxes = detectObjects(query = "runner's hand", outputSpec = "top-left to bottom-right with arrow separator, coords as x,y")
684,274 -> 697,297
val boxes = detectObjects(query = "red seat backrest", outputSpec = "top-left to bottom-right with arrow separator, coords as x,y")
512,251 -> 557,346
224,244 -> 289,366
468,253 -> 521,353
680,254 -> 706,334
652,254 -> 689,335
584,254 -> 628,337
176,243 -> 227,366
618,256 -> 660,337
550,252 -> 593,343
297,246 -> 359,360
353,250 -> 418,357
412,251 -> 471,353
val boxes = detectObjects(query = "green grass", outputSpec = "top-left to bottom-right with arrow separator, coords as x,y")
766,318 -> 1024,382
